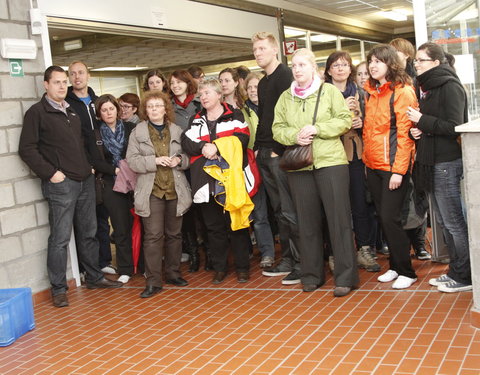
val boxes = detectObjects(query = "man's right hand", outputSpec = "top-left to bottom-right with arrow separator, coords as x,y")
50,170 -> 66,183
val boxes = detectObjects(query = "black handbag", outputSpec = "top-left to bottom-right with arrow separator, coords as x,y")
93,129 -> 105,205
279,83 -> 323,171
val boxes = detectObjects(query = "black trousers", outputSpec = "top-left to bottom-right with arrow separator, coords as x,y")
199,199 -> 250,273
366,168 -> 416,279
102,179 -> 134,276
288,165 -> 359,288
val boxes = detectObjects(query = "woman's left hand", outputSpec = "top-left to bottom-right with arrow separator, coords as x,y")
169,156 -> 181,168
352,117 -> 363,129
407,106 -> 422,123
297,125 -> 317,145
389,173 -> 403,190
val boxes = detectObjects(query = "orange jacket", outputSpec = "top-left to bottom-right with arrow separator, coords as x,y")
362,81 -> 417,175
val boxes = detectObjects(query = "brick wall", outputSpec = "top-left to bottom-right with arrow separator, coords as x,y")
0,0 -> 57,292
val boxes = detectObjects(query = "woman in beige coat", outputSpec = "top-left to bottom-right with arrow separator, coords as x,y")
126,91 -> 192,298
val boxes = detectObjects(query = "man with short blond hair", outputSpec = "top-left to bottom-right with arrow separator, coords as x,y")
251,32 -> 301,285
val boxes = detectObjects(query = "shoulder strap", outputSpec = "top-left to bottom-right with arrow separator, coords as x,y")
93,128 -> 106,161
389,89 -> 396,129
312,83 -> 324,123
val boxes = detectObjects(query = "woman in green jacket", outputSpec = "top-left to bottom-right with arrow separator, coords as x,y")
272,48 -> 359,297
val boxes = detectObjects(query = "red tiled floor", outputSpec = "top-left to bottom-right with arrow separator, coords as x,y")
1,250 -> 479,375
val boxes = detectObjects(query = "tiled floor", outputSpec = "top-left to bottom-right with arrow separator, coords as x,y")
1,249 -> 479,375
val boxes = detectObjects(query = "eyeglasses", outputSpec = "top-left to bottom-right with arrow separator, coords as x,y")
146,104 -> 165,110
413,58 -> 434,63
120,104 -> 133,109
331,63 -> 349,69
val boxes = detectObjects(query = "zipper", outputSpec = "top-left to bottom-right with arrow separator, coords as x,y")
86,101 -> 95,130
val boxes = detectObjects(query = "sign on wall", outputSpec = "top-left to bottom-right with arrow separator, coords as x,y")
9,59 -> 24,77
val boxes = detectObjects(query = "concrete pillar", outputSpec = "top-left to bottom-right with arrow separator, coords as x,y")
456,120 -> 480,328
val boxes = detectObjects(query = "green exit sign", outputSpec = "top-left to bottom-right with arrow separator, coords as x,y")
9,59 -> 24,77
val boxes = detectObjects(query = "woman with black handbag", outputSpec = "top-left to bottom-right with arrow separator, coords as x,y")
272,48 -> 358,297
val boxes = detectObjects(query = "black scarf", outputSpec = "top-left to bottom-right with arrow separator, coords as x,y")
413,64 -> 460,192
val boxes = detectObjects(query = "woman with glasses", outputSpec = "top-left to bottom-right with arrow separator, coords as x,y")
272,48 -> 358,297
118,93 -> 141,125
407,42 -> 471,293
324,51 -> 380,273
363,44 -> 418,289
126,91 -> 192,298
91,94 -> 135,284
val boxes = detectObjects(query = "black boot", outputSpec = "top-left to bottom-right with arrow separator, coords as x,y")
203,241 -> 213,271
187,232 -> 200,273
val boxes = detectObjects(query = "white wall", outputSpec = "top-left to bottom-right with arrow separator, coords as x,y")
37,0 -> 278,40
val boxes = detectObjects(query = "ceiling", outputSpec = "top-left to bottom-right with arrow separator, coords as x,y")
48,0 -> 415,74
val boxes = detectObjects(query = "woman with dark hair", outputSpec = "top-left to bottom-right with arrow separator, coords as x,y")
92,94 -> 135,284
188,65 -> 205,87
126,91 -> 191,298
143,69 -> 168,93
219,67 -> 245,109
363,44 -> 418,289
407,42 -> 471,293
169,70 -> 201,130
118,93 -> 141,125
181,78 -> 252,285
324,51 -> 380,273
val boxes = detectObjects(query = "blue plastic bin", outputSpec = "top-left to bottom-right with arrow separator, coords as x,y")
0,288 -> 36,346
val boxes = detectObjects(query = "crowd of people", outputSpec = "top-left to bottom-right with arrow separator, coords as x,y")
18,31 -> 472,307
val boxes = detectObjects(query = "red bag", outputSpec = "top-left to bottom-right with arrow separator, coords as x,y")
244,148 -> 262,197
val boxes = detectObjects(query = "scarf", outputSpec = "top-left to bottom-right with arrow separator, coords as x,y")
100,120 -> 125,168
291,74 -> 321,99
174,94 -> 195,109
340,80 -> 357,99
413,65 -> 460,193
245,99 -> 258,115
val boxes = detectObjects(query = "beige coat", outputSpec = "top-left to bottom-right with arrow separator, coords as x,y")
126,121 -> 192,217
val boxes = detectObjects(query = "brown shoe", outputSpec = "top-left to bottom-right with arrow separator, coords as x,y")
86,277 -> 123,289
52,293 -> 69,308
212,271 -> 227,284
333,286 -> 352,297
237,272 -> 249,283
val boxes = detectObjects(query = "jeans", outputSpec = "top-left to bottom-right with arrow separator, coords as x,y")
256,148 -> 300,269
431,158 -> 471,284
251,185 -> 275,258
41,175 -> 103,295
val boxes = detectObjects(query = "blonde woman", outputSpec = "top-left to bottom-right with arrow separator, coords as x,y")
272,48 -> 358,297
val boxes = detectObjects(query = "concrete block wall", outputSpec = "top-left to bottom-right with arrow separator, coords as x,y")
0,0 -> 52,293
461,132 -> 480,313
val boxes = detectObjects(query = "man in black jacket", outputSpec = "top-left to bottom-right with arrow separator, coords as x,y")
19,66 -> 122,308
251,32 -> 300,285
66,61 -> 114,275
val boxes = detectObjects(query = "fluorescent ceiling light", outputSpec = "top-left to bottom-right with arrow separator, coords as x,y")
284,27 -> 306,38
308,34 -> 337,43
63,39 -> 82,51
91,66 -> 149,71
452,8 -> 478,21
379,10 -> 408,21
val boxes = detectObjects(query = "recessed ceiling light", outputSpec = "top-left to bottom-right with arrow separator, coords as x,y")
379,10 -> 408,21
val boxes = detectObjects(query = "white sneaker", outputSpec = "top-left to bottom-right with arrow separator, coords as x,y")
117,275 -> 130,284
378,270 -> 399,283
437,280 -> 472,293
181,253 -> 189,262
101,264 -> 117,275
429,274 -> 453,287
392,275 -> 417,289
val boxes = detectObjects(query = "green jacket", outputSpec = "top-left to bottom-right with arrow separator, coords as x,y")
241,106 -> 258,150
272,82 -> 352,171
